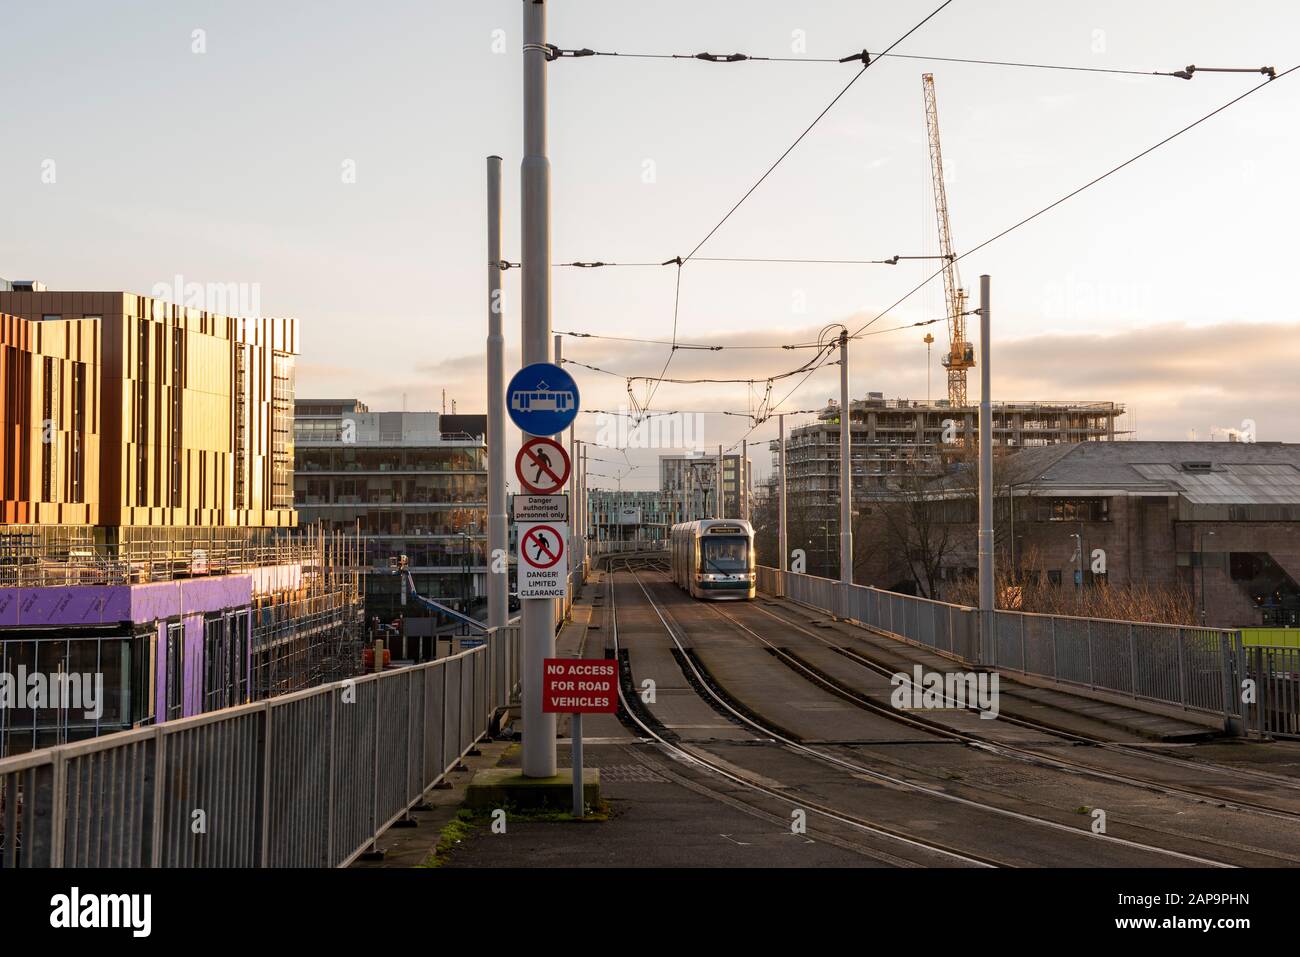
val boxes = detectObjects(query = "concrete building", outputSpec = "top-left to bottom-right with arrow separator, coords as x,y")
0,287 -> 362,758
768,392 -> 1127,570
659,451 -> 752,520
587,489 -> 675,546
293,401 -> 487,638
932,441 -> 1300,628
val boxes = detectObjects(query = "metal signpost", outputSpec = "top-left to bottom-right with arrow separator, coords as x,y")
542,658 -> 618,817
508,355 -> 580,778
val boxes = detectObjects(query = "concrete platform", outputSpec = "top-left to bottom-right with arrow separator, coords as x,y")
465,767 -> 600,811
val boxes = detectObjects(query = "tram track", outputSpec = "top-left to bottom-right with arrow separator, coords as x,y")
615,564 -> 1240,868
721,593 -> 1300,824
603,564 -> 1003,867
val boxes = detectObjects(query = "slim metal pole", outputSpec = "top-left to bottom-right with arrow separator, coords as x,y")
521,0 -> 555,778
486,155 -> 508,708
717,445 -> 724,519
556,333 -> 573,616
838,330 -> 852,585
978,275 -> 995,659
571,712 -> 583,817
741,439 -> 749,522
779,414 -> 788,572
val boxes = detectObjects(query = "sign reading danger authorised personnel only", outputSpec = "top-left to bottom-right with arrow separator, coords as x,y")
542,658 -> 618,713
517,521 -> 569,598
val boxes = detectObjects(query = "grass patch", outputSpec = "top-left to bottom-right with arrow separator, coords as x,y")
419,809 -> 478,868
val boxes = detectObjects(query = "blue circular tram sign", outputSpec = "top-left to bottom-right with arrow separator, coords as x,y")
507,361 -> 580,436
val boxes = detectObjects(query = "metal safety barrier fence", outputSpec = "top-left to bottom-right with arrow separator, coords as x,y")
987,610 -> 1238,720
757,567 -> 979,662
757,567 -> 1248,729
0,623 -> 520,868
1243,644 -> 1300,739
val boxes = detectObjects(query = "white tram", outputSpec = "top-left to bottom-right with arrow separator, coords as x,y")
670,519 -> 756,600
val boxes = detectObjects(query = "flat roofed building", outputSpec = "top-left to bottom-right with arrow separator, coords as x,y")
927,441 -> 1300,628
659,452 -> 751,519
0,288 -> 297,534
293,401 -> 487,634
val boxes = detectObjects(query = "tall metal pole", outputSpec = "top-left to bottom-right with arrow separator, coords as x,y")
741,439 -> 749,522
556,333 -> 573,618
717,445 -> 724,519
778,414 -> 788,572
486,156 -> 508,707
521,0 -> 555,778
838,330 -> 852,586
977,275 -> 995,660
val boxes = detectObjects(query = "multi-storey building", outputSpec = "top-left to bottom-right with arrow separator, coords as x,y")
587,489 -> 676,545
659,452 -> 752,520
0,286 -> 362,757
925,441 -> 1300,629
293,401 -> 487,638
775,393 -> 1126,508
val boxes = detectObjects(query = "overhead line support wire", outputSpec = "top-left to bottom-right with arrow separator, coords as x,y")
848,62 -> 1297,341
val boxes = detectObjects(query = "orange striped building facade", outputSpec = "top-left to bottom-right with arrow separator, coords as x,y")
0,291 -> 297,532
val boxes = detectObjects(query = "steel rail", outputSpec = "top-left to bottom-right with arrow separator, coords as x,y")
604,563 -> 1001,867
735,595 -> 1300,823
626,568 -> 1234,867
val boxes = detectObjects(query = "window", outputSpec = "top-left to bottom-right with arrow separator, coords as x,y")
165,623 -> 184,721
1047,570 -> 1062,586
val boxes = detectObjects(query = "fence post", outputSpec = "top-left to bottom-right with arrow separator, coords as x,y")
48,749 -> 67,868
1176,628 -> 1187,709
1021,617 -> 1029,672
149,725 -> 166,868
1127,623 -> 1138,699
371,677 -> 381,847
326,691 -> 337,867
259,701 -> 273,867
1050,617 -> 1058,680
1086,621 -> 1095,689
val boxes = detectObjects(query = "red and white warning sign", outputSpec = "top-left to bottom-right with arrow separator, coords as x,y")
515,437 -> 570,494
542,658 -> 618,714
518,521 -> 569,598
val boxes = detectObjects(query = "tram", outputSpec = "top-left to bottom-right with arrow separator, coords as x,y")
669,519 -> 756,600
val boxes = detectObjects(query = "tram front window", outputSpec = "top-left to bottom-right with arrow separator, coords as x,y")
702,536 -> 749,573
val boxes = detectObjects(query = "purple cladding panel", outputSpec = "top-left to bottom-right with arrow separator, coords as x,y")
0,586 -> 133,627
183,614 -> 204,717
0,575 -> 253,627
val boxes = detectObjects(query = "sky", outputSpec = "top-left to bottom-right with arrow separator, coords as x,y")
2,1 -> 1296,490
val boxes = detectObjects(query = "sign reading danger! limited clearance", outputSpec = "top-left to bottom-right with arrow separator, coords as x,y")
542,658 -> 618,713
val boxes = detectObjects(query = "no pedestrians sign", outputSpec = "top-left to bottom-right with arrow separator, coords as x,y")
518,522 -> 569,599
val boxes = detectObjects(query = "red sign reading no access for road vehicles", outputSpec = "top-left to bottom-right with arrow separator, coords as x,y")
542,658 -> 618,714
515,437 -> 570,494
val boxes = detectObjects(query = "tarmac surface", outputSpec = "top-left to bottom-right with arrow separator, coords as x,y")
358,564 -> 1300,869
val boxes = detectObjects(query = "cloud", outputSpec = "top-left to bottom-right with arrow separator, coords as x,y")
298,317 -> 1300,489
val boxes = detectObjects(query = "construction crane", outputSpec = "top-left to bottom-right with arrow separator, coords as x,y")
922,73 -> 974,408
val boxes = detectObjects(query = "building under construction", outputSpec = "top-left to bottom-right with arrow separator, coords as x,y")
0,284 -> 365,758
774,392 -> 1129,522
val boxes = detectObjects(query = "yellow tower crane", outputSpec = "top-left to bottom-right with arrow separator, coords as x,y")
922,73 -> 974,408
